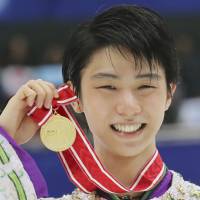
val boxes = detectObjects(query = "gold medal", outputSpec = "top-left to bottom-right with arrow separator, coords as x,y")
40,114 -> 76,152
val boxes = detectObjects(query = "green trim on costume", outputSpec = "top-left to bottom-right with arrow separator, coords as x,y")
0,143 -> 9,164
110,194 -> 121,200
0,142 -> 27,199
110,190 -> 152,200
140,190 -> 153,200
110,189 -> 153,200
8,171 -> 27,200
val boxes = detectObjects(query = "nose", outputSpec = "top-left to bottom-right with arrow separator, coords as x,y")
115,90 -> 142,117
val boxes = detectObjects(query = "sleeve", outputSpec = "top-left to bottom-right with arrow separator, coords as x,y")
0,127 -> 48,198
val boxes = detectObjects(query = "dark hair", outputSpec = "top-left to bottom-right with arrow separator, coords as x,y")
62,5 -> 179,96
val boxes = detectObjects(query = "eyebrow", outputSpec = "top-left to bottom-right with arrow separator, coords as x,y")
136,73 -> 161,80
91,73 -> 119,79
91,72 -> 161,80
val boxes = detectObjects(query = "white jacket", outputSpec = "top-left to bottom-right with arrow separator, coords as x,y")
0,134 -> 200,200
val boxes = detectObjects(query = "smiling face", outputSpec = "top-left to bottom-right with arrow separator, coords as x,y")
78,47 -> 174,159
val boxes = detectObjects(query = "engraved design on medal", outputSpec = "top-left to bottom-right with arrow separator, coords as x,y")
40,114 -> 76,152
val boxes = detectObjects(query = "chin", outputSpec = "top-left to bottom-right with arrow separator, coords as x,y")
111,145 -> 146,158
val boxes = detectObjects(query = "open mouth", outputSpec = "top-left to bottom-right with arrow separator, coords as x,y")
110,123 -> 146,134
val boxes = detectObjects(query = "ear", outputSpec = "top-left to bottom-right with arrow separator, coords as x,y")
165,83 -> 176,111
67,81 -> 83,113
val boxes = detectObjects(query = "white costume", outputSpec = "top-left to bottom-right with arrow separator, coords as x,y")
0,134 -> 200,200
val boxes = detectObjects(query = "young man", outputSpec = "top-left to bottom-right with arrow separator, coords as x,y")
0,5 -> 200,200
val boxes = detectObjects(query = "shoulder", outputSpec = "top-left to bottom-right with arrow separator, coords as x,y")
0,134 -> 37,199
40,171 -> 200,200
151,170 -> 200,200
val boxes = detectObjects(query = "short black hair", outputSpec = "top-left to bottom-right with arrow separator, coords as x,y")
62,5 -> 179,96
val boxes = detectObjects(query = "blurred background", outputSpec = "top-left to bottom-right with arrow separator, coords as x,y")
0,0 -> 200,197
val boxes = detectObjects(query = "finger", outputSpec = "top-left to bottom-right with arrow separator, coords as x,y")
24,88 -> 37,107
37,80 -> 55,109
27,80 -> 46,108
18,85 -> 37,107
41,80 -> 59,98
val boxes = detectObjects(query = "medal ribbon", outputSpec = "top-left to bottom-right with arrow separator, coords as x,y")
28,85 -> 165,194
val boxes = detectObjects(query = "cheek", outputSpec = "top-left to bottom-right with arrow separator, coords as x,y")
142,91 -> 167,119
81,93 -> 112,134
82,88 -> 113,115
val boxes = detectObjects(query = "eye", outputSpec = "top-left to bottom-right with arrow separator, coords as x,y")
138,85 -> 156,90
96,85 -> 116,90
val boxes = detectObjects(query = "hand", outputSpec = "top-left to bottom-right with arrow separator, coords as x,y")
0,79 -> 59,144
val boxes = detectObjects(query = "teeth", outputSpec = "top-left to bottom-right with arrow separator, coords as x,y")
113,124 -> 142,133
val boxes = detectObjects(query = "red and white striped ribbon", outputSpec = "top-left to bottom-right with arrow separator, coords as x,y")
28,85 -> 165,194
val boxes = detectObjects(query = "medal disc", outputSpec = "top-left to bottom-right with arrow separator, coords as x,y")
40,114 -> 76,152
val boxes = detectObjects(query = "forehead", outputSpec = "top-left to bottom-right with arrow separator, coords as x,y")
82,47 -> 164,78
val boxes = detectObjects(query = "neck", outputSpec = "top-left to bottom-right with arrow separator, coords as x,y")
95,144 -> 156,188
